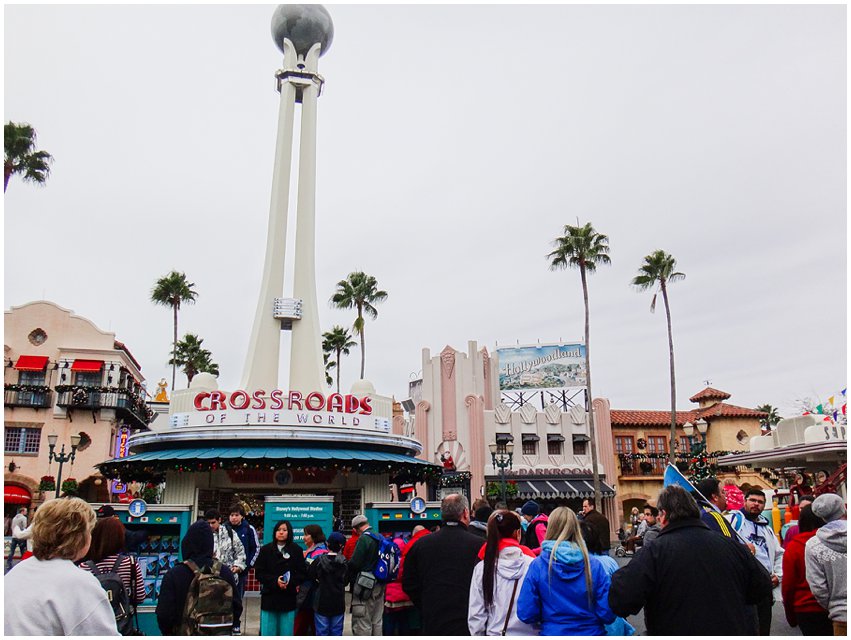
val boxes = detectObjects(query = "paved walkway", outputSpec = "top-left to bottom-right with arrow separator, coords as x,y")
239,594 -> 353,636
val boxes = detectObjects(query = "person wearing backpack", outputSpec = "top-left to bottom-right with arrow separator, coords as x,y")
346,514 -> 389,635
156,520 -> 242,635
307,531 -> 349,636
294,524 -> 330,635
254,520 -> 307,635
79,516 -> 145,635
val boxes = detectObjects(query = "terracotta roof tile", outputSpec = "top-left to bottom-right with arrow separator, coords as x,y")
694,403 -> 767,419
611,403 -> 767,427
610,410 -> 697,427
689,387 -> 731,403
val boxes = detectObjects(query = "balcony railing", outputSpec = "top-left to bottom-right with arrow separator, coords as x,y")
4,385 -> 53,409
56,385 -> 153,429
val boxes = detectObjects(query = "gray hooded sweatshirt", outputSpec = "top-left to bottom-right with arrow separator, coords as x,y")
805,519 -> 847,622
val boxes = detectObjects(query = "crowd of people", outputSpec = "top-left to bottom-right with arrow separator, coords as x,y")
3,483 -> 846,636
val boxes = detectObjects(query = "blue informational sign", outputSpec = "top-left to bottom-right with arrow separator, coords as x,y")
128,499 -> 148,518
263,496 -> 334,549
410,497 -> 426,514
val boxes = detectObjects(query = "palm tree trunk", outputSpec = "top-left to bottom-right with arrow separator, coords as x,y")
581,265 -> 602,508
335,347 -> 342,393
661,280 -> 677,464
172,304 -> 178,392
357,304 -> 365,380
4,163 -> 11,192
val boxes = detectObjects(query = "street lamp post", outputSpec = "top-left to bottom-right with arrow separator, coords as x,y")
488,441 -> 514,505
683,418 -> 709,454
47,433 -> 81,499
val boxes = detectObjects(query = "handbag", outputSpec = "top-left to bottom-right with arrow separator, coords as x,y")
354,570 -> 377,600
501,579 -> 520,636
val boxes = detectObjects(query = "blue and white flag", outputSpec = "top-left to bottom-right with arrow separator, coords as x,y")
663,463 -> 696,492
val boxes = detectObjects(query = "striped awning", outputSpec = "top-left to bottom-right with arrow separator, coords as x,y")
508,478 -> 615,499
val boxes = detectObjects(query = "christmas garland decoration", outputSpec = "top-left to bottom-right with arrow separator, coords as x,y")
617,450 -> 748,482
97,457 -> 444,485
55,385 -> 154,422
437,470 -> 472,488
4,383 -> 51,393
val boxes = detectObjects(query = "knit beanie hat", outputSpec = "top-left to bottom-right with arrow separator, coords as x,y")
812,493 -> 846,523
327,531 -> 346,552
521,500 -> 540,517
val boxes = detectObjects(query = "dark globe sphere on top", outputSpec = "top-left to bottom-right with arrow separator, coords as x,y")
271,5 -> 334,58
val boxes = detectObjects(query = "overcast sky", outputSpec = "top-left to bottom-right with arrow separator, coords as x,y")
5,4 -> 846,419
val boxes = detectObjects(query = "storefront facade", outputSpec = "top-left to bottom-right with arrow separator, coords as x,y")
4,300 -> 151,522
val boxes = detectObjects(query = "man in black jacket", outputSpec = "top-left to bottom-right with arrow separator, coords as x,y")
156,520 -> 243,635
609,485 -> 772,636
402,493 -> 483,635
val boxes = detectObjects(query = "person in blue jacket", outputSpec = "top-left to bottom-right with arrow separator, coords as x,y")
516,506 -> 615,636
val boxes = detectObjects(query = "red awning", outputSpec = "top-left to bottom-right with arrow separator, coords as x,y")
4,485 -> 31,504
14,355 -> 49,371
71,359 -> 104,372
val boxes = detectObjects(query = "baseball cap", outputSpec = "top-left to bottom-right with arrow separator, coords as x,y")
96,504 -> 116,519
351,514 -> 369,529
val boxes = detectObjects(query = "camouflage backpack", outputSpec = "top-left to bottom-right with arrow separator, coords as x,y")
176,559 -> 234,635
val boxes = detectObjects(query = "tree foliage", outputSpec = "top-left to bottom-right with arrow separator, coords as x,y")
632,250 -> 685,463
330,271 -> 387,379
547,222 -> 610,506
322,325 -> 357,393
168,333 -> 218,386
4,122 -> 53,192
151,271 -> 198,392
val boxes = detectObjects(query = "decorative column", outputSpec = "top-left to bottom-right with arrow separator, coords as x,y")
289,42 -> 327,394
240,5 -> 334,392
465,394 -> 486,501
440,347 -> 457,441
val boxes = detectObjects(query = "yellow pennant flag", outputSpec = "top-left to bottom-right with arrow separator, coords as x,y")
828,396 -> 835,406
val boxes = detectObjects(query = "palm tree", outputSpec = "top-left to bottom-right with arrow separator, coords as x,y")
330,272 -> 388,379
547,222 -> 611,506
755,404 -> 781,432
5,122 -> 54,192
631,250 -> 686,464
322,325 -> 357,393
168,334 -> 219,386
151,271 -> 198,392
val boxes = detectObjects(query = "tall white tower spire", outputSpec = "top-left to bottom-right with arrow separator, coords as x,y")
240,5 -> 334,393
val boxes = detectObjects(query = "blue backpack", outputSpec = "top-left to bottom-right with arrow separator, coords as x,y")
364,531 -> 401,583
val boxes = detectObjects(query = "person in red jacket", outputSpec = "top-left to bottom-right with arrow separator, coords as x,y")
342,518 -> 362,561
782,504 -> 832,636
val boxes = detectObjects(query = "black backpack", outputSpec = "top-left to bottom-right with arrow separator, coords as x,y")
86,554 -> 137,635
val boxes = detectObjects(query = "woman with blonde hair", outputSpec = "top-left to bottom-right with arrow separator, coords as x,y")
4,497 -> 119,635
516,506 -> 614,635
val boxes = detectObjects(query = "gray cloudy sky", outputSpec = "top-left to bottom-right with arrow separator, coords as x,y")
5,4 -> 846,418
